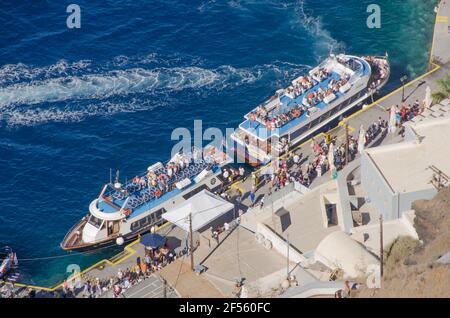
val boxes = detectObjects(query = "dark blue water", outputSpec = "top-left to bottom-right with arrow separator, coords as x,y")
0,0 -> 437,286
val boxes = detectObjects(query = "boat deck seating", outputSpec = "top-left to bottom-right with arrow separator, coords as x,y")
238,56 -> 372,142
106,159 -> 212,211
240,72 -> 345,140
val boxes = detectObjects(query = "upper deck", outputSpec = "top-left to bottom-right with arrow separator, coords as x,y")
90,146 -> 230,221
238,55 -> 371,141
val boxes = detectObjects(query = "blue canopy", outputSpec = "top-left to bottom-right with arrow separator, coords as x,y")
140,233 -> 166,249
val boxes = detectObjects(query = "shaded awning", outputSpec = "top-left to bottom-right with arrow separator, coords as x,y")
162,190 -> 234,232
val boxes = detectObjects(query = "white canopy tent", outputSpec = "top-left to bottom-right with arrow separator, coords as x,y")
161,190 -> 235,232
327,142 -> 334,168
388,105 -> 397,134
357,124 -> 365,154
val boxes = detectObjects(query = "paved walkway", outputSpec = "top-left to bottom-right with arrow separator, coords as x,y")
158,258 -> 225,298
101,274 -> 179,298
431,0 -> 450,64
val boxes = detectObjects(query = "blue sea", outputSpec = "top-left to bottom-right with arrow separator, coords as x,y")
0,0 -> 438,286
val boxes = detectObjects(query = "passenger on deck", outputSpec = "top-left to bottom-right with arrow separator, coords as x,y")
222,169 -> 230,181
167,165 -> 173,179
132,176 -> 140,184
179,159 -> 185,170
139,178 -> 146,189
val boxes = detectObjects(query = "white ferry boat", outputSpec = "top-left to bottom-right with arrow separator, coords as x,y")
61,146 -> 231,251
230,54 -> 390,166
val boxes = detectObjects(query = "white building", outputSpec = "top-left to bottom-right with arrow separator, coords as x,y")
361,116 -> 450,220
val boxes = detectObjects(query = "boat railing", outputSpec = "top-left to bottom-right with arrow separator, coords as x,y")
102,148 -> 219,198
119,197 -> 130,215
101,155 -> 219,211
61,216 -> 88,248
98,184 -> 108,200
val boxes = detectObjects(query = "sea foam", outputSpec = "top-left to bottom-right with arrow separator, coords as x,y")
0,59 -> 310,127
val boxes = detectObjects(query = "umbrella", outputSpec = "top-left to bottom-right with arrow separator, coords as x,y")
140,233 -> 166,249
357,124 -> 365,153
327,142 -> 334,167
424,85 -> 432,109
331,165 -> 337,180
388,105 -> 397,134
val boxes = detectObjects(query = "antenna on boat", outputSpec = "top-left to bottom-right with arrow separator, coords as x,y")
115,170 -> 120,184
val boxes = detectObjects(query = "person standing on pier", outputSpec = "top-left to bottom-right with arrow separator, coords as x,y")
239,166 -> 246,181
250,189 -> 256,208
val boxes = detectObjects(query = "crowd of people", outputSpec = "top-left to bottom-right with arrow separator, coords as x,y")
113,149 -> 213,209
276,97 -> 434,194
303,74 -> 349,109
132,151 -> 201,192
287,73 -> 318,98
271,103 -> 306,128
57,242 -> 189,298
243,115 -> 391,197
394,100 -> 423,126
220,166 -> 246,187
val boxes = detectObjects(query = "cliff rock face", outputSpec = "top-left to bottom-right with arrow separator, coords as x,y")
358,187 -> 450,298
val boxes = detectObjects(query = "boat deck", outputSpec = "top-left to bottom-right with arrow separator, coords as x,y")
98,160 -> 221,220
238,57 -> 371,141
239,72 -> 344,140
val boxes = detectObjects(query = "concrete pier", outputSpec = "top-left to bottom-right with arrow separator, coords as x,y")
431,0 -> 450,64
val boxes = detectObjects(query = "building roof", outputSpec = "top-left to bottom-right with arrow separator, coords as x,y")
364,117 -> 450,193
315,231 -> 379,278
161,189 -> 234,232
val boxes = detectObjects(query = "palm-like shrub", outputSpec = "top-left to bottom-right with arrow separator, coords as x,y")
432,74 -> 450,104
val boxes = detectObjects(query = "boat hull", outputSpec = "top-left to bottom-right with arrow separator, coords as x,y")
60,227 -> 152,252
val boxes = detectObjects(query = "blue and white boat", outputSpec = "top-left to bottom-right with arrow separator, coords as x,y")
61,145 -> 231,251
229,54 -> 390,166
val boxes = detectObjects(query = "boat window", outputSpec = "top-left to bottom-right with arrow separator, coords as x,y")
130,208 -> 166,233
154,208 -> 166,222
139,217 -> 150,227
130,221 -> 140,232
148,213 -> 156,224
88,215 -> 103,228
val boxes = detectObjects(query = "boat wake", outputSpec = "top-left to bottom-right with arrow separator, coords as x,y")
197,0 -> 346,60
0,60 -> 92,87
0,58 -> 310,127
294,0 -> 346,59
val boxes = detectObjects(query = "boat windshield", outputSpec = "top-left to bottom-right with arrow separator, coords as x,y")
88,215 -> 103,229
